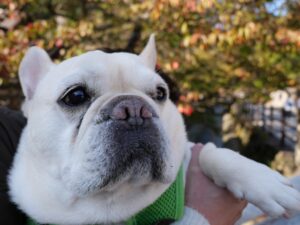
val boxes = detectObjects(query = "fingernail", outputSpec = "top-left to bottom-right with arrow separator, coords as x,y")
283,212 -> 290,219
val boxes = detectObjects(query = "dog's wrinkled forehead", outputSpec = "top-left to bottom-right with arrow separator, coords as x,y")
49,51 -> 163,96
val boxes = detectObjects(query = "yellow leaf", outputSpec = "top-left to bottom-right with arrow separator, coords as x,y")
181,22 -> 188,34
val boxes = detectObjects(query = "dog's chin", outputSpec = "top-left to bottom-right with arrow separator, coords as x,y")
65,119 -> 171,196
92,149 -> 169,194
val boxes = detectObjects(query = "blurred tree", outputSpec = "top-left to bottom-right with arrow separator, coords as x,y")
0,0 -> 300,108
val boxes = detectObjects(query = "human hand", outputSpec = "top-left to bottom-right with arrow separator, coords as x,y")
185,143 -> 247,225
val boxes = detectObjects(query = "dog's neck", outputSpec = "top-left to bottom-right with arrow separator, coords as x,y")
27,166 -> 185,225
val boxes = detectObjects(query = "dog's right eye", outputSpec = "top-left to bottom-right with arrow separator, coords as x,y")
60,86 -> 90,107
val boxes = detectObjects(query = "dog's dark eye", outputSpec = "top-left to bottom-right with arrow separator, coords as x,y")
155,86 -> 167,102
61,87 -> 90,106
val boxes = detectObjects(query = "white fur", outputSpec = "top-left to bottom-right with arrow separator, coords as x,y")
9,36 -> 300,225
139,34 -> 156,70
19,46 -> 54,100
9,37 -> 187,225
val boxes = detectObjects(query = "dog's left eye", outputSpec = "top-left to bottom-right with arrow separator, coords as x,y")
155,86 -> 167,102
61,86 -> 90,107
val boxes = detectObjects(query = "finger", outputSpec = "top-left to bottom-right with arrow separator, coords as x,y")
191,143 -> 204,151
239,199 -> 248,209
283,212 -> 290,219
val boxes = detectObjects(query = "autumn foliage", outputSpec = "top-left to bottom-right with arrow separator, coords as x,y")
1,0 -> 300,109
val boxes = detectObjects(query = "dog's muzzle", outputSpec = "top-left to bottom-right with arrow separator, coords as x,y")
65,95 -> 169,195
70,95 -> 169,193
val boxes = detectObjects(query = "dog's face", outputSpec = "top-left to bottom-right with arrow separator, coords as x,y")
9,36 -> 187,224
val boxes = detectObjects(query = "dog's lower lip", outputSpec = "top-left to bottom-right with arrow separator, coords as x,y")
95,145 -> 167,189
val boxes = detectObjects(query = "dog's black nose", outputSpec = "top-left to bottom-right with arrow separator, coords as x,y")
101,95 -> 157,126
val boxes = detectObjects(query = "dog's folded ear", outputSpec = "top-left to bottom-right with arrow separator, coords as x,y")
19,46 -> 54,100
139,34 -> 157,70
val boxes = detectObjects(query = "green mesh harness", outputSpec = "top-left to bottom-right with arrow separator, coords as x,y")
27,166 -> 184,225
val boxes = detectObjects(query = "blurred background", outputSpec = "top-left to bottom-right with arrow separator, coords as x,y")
1,0 -> 300,176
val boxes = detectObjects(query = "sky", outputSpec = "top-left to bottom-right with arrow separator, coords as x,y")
265,0 -> 288,16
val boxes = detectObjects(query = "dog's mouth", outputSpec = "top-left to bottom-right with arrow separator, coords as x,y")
96,119 -> 168,188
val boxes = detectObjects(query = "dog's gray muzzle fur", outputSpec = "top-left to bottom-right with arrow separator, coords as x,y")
65,95 -> 169,195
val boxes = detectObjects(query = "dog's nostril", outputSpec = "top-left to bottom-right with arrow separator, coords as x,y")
124,106 -> 131,119
107,96 -> 156,125
140,106 -> 152,119
112,106 -> 128,120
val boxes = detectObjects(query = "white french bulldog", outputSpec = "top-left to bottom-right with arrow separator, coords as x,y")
8,35 -> 300,225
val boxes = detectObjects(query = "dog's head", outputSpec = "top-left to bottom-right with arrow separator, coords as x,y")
10,36 -> 187,224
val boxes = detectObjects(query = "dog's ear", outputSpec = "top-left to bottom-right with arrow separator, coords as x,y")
139,34 -> 156,70
19,46 -> 53,100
